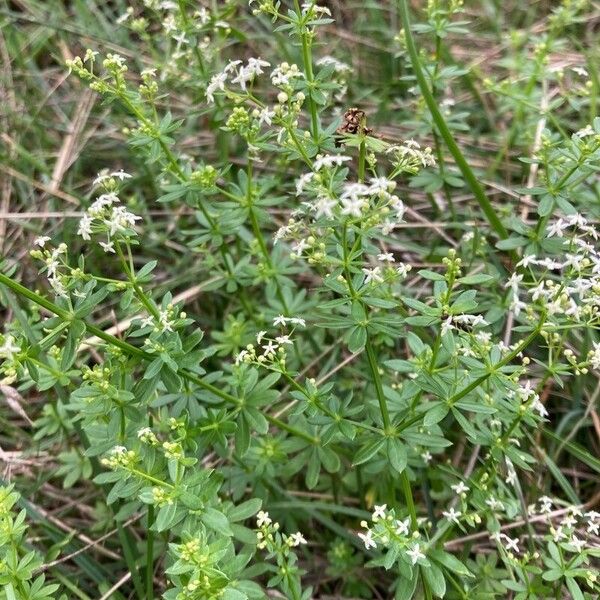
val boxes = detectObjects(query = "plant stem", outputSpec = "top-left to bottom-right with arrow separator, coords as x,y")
0,272 -> 318,446
397,0 -> 510,244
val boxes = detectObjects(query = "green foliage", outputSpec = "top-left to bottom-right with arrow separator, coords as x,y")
1,0 -> 600,598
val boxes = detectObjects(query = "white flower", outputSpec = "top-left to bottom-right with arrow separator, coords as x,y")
78,214 -> 93,240
99,241 -> 115,253
539,496 -> 553,514
442,508 -> 461,524
262,341 -> 278,357
206,71 -> 227,103
256,511 -> 271,527
275,335 -> 292,345
589,342 -> 600,370
396,263 -> 411,278
256,330 -> 267,344
292,239 -> 309,254
572,66 -> 588,77
107,205 -> 141,235
358,529 -> 376,550
441,317 -> 454,336
313,154 -> 352,171
295,172 -> 315,195
494,533 -> 519,553
485,496 -> 504,512
273,315 -> 288,327
504,273 -> 523,293
258,107 -> 275,126
575,125 -> 595,138
394,519 -> 409,536
421,450 -> 432,464
372,504 -> 387,521
568,535 -> 587,553
34,236 -> 51,247
377,252 -> 395,262
0,335 -> 20,359
231,57 -> 270,90
561,514 -> 577,528
290,531 -> 307,546
340,196 -> 364,218
290,317 -> 306,327
531,397 -> 549,419
314,195 -> 336,219
362,267 -> 383,285
451,481 -> 469,495
368,177 -> 396,194
406,543 -> 425,565
110,169 -> 132,180
516,254 -> 537,268
547,218 -> 568,238
93,172 -> 111,185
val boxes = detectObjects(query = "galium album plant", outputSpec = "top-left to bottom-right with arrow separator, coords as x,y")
1,0 -> 600,598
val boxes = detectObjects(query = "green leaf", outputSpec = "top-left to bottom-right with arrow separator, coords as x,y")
348,326 -> 367,353
423,403 -> 449,426
457,273 -> 495,285
202,507 -> 233,536
386,439 -> 407,473
423,562 -> 446,598
155,502 -> 178,532
229,498 -> 262,522
353,437 -> 385,466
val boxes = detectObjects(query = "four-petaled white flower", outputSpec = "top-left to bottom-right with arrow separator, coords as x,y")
290,532 -> 307,546
406,543 -> 425,565
363,267 -> 383,285
442,508 -> 461,524
34,236 -> 51,247
372,504 -> 387,521
451,482 -> 469,495
256,511 -> 271,527
358,529 -> 377,550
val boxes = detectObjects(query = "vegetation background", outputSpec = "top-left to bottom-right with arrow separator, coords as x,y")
1,0 -> 600,599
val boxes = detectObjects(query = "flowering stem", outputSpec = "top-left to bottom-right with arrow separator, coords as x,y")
397,0 -> 510,245
0,271 -> 318,445
364,336 -> 391,431
358,137 -> 366,183
293,0 -> 319,142
146,503 -> 155,600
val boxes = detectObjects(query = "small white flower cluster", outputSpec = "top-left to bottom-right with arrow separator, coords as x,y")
356,504 -> 426,567
255,510 -> 307,551
138,304 -> 184,335
526,498 -> 600,554
440,313 -> 489,336
386,139 -> 436,173
137,426 -> 159,446
509,213 -> 600,322
0,334 -> 20,362
206,57 -> 270,103
29,242 -> 69,298
78,170 -> 140,254
235,316 -> 305,366
101,445 -> 138,469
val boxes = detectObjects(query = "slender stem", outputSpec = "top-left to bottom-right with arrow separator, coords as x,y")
293,0 -> 319,142
397,0 -> 510,244
0,272 -> 317,445
365,336 -> 391,430
146,504 -> 155,600
358,138 -> 366,183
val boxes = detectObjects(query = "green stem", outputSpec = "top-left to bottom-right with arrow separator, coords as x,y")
365,335 -> 391,430
0,272 -> 316,445
358,138 -> 366,183
146,504 -> 155,600
397,0 -> 510,244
